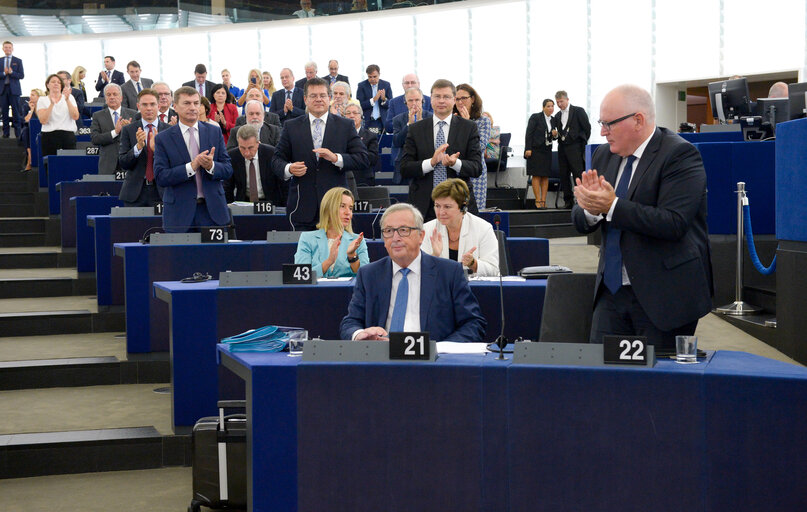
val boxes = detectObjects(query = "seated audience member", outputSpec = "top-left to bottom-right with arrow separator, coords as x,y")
20,88 -> 43,171
118,88 -> 168,207
37,73 -> 79,156
295,61 -> 319,90
344,102 -> 379,188
391,87 -> 432,185
482,111 -> 501,162
339,203 -> 486,342
330,81 -> 352,117
293,0 -> 317,17
225,123 -> 287,205
294,186 -> 369,278
454,83 -> 491,209
270,68 -> 305,124
385,73 -> 432,134
420,178 -> 499,276
220,69 -> 241,102
227,99 -> 281,150
768,81 -> 788,99
208,84 -> 238,144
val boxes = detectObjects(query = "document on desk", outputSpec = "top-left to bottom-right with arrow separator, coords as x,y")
470,276 -> 526,282
437,342 -> 490,354
319,277 -> 354,282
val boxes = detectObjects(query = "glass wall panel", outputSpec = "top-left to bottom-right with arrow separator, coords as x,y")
159,33 -> 211,91
259,25 -> 312,85
209,28 -> 261,90
415,9 -> 470,98
103,36 -> 162,86
15,42 -> 47,97
655,0 -> 720,82
361,14 -> 415,99
309,19 -> 362,95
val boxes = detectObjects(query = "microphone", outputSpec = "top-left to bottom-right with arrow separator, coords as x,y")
493,214 -> 507,360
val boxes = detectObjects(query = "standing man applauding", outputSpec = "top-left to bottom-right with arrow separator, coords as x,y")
0,41 -> 23,138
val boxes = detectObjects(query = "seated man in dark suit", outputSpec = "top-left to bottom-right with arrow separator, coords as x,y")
227,100 -> 281,150
356,64 -> 393,135
321,59 -> 349,87
153,86 -> 233,232
344,102 -> 379,189
225,123 -> 287,205
271,77 -> 369,230
391,87 -> 432,185
295,61 -> 319,91
572,84 -> 713,351
340,203 -> 486,342
400,79 -> 482,222
182,63 -> 217,103
118,88 -> 169,207
269,68 -> 305,124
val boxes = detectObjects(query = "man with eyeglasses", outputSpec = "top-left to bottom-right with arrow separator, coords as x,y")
148,82 -> 177,125
340,203 -> 486,342
572,84 -> 712,353
271,77 -> 369,230
554,90 -> 591,209
385,73 -> 432,134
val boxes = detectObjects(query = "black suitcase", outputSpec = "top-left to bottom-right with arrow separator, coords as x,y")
189,400 -> 248,512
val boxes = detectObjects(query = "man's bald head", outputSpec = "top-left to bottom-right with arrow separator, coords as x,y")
768,82 -> 789,99
600,84 -> 656,157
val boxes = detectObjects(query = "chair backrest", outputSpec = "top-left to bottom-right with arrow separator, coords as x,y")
538,273 -> 597,343
498,132 -> 512,170
494,230 -> 512,276
357,186 -> 391,208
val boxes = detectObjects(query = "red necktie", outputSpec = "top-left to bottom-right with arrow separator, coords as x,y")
145,124 -> 154,182
159,113 -> 165,123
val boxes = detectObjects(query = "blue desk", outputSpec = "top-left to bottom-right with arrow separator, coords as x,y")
74,197 -> 123,273
219,348 -> 807,512
46,155 -> 99,214
155,278 -> 547,432
58,181 -> 123,248
680,130 -> 743,143
117,237 -> 546,354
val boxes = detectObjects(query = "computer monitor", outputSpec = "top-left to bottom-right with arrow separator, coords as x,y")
788,82 -> 807,119
708,78 -> 752,123
757,98 -> 790,127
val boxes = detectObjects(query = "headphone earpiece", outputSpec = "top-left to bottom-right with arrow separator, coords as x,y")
461,192 -> 469,214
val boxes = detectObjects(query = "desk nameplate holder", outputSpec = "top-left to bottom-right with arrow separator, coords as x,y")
57,149 -> 88,156
302,339 -> 438,363
228,204 -> 287,215
267,231 -> 303,243
149,233 -> 201,245
81,174 -> 118,182
513,342 -> 656,368
110,206 -> 158,217
219,270 -> 318,287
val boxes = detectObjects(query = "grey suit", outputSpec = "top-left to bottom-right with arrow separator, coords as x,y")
90,107 -> 136,174
121,78 -> 154,110
226,121 -> 281,151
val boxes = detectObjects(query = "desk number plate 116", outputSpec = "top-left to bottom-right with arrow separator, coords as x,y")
603,335 -> 648,365
389,332 -> 430,360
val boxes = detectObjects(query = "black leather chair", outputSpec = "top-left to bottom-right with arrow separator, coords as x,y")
494,230 -> 512,276
357,186 -> 391,208
485,132 -> 511,188
538,273 -> 597,343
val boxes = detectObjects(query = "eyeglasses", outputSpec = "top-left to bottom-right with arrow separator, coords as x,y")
456,95 -> 472,102
381,226 -> 420,238
598,112 -> 636,133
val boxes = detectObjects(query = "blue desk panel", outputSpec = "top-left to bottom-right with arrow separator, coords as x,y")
775,118 -> 807,241
155,278 -> 546,431
679,131 -> 743,143
220,349 -> 807,512
59,181 -> 123,248
74,197 -> 123,273
118,237 -> 546,353
45,155 -> 99,214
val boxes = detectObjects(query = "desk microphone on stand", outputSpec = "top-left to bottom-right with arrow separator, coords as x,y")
493,214 -> 507,360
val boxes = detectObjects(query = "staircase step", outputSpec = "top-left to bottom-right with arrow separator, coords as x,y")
0,248 -> 76,268
0,309 -> 125,337
508,209 -> 575,226
0,427 -> 190,478
0,192 -> 35,205
0,203 -> 35,216
0,232 -> 47,247
0,275 -> 96,298
0,170 -> 34,184
0,217 -> 49,233
0,356 -> 170,390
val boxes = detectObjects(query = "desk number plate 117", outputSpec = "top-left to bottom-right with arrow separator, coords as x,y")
389,332 -> 430,360
603,335 -> 648,365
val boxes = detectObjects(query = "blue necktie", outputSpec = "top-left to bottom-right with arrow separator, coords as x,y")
389,268 -> 411,332
371,84 -> 380,120
433,121 -> 447,186
603,155 -> 636,294
136,82 -> 141,93
113,111 -> 119,126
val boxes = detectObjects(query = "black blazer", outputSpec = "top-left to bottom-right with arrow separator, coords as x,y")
271,114 -> 369,227
357,126 -> 380,178
182,80 -> 218,102
399,115 -> 482,221
117,120 -> 169,203
226,121 -> 281,151
554,104 -> 591,146
571,127 -> 713,332
320,73 -> 350,85
225,144 -> 287,206
95,69 -> 125,95
269,88 -> 305,124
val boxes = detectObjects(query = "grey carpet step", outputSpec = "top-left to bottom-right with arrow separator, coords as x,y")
0,249 -> 76,269
0,275 -> 96,298
0,427 -> 190,478
0,309 -> 126,337
0,356 -> 170,390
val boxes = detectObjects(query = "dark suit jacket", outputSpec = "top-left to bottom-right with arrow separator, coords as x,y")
391,110 -> 433,179
153,122 -> 233,231
144,108 -> 177,124
554,104 -> 591,146
226,121 -> 281,151
399,115 -> 483,221
356,79 -> 393,124
271,114 -> 369,227
385,93 -> 432,133
269,88 -> 305,124
71,89 -> 87,125
117,119 -> 169,203
90,107 -> 136,174
357,126 -> 380,179
95,69 -> 125,95
225,144 -> 287,206
121,78 -> 154,110
571,127 -> 713,332
0,55 -> 24,96
339,252 -> 486,342
524,113 -> 558,174
235,111 -> 281,128
182,80 -> 218,102
321,73 -> 349,85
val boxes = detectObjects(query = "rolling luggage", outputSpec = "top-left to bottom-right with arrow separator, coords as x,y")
189,400 -> 247,512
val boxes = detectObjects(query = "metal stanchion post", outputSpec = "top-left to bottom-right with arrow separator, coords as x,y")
716,182 -> 762,315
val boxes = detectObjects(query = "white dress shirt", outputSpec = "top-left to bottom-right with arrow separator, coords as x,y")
420,114 -> 463,174
560,105 -> 569,129
179,121 -> 215,176
132,118 -> 158,158
283,112 -> 344,179
108,107 -> 122,139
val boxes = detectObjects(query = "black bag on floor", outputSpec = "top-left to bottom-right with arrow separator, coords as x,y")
189,400 -> 247,512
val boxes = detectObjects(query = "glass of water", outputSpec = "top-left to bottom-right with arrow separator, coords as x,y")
675,335 -> 698,364
288,329 -> 308,357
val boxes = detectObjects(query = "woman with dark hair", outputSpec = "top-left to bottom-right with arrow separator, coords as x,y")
36,74 -> 79,157
524,98 -> 558,209
454,83 -> 491,209
208,83 -> 238,144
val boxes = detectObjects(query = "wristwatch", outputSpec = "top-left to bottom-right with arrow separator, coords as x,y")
347,254 -> 359,263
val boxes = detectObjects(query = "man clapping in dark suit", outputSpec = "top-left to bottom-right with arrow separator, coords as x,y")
356,64 -> 393,135
400,79 -> 482,222
121,61 -> 154,110
322,59 -> 349,87
95,56 -> 125,98
270,68 -> 305,124
225,123 -> 287,205
118,88 -> 168,207
272,77 -> 369,230
554,90 -> 591,209
182,64 -> 217,103
0,41 -> 23,138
